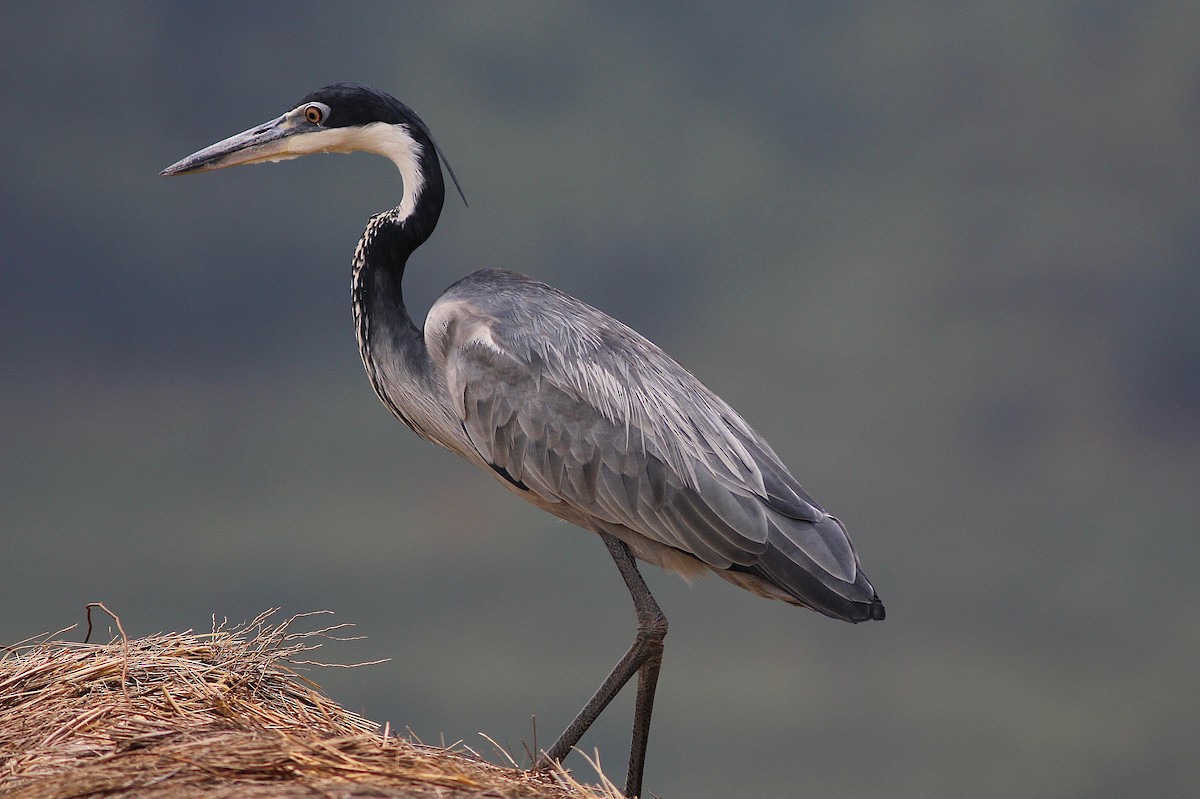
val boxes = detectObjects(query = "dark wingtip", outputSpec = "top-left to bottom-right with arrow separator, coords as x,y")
839,593 -> 885,623
843,596 -> 885,623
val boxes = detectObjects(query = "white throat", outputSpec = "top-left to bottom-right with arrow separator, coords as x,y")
284,122 -> 426,221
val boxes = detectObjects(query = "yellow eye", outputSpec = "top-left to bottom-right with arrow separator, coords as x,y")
304,104 -> 324,124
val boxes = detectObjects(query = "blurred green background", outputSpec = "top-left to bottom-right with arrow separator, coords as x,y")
3,3 -> 1198,797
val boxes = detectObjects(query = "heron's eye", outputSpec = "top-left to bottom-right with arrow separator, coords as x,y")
304,104 -> 324,124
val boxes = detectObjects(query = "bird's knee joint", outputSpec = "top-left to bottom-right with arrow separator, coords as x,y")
637,611 -> 667,644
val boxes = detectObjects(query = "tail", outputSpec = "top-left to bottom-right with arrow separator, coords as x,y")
730,513 -> 886,623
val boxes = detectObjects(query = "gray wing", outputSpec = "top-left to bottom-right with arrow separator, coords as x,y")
426,270 -> 882,621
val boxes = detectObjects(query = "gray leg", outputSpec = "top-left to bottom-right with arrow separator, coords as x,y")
537,532 -> 668,798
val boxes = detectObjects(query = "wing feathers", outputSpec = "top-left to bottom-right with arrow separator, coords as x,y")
429,270 -> 880,616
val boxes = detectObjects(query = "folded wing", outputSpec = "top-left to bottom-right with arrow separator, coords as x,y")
428,270 -> 883,622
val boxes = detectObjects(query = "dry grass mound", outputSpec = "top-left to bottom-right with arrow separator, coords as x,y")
0,608 -> 617,799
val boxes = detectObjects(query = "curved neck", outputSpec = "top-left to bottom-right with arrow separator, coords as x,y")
348,114 -> 449,437
352,212 -> 429,372
351,190 -> 445,437
352,122 -> 447,330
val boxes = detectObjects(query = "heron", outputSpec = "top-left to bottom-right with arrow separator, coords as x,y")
162,83 -> 884,798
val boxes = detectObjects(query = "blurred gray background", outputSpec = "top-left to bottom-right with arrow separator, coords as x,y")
3,2 -> 1198,797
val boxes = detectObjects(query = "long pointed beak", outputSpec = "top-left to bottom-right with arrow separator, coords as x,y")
161,110 -> 312,176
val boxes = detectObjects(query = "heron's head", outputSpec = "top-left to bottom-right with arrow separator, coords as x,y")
161,83 -> 464,217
